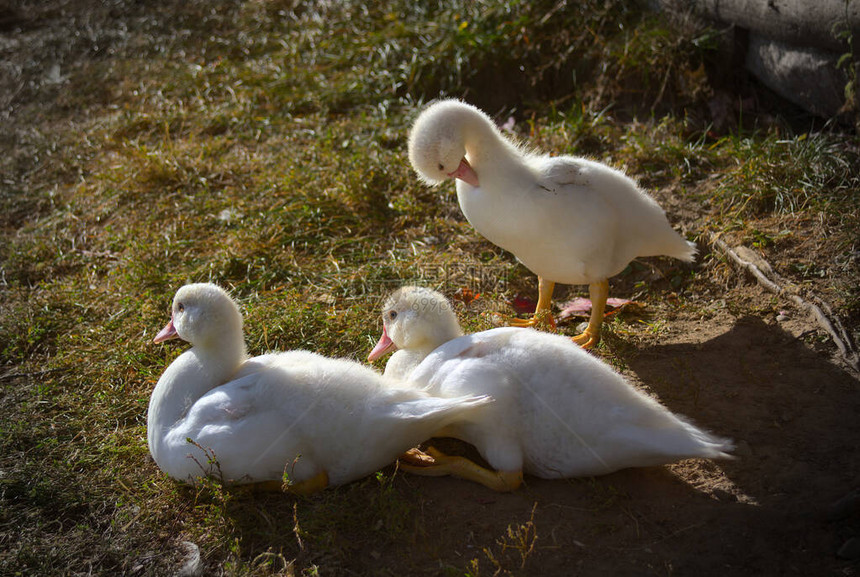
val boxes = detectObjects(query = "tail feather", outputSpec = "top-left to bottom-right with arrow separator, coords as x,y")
636,231 -> 696,263
677,240 -> 697,263
391,394 -> 493,420
632,418 -> 734,462
661,237 -> 697,263
684,425 -> 735,459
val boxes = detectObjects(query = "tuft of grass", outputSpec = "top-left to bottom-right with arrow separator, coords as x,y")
710,131 -> 860,217
466,503 -> 539,576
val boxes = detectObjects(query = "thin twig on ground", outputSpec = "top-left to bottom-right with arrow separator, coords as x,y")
707,231 -> 860,373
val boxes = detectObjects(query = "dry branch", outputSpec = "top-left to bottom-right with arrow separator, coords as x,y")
708,231 -> 860,373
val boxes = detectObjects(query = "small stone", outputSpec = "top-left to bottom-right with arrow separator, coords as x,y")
217,208 -> 243,224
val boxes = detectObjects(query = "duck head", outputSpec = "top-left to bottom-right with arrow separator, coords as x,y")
408,100 -> 480,188
154,283 -> 243,349
368,286 -> 463,362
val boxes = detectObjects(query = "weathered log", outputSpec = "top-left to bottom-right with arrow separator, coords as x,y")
745,33 -> 849,117
654,0 -> 858,120
657,0 -> 860,53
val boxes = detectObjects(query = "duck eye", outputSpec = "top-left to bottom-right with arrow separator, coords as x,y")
388,310 -> 398,320
177,303 -> 185,313
438,163 -> 445,171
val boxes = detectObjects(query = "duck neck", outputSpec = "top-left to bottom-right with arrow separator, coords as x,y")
433,321 -> 464,349
386,347 -> 435,380
412,343 -> 444,363
418,320 -> 464,359
460,110 -> 525,177
147,334 -> 246,459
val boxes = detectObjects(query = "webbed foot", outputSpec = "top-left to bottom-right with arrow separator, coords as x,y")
400,446 -> 522,492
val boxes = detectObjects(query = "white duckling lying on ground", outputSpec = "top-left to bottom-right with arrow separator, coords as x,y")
367,286 -> 733,492
148,283 -> 492,493
408,99 -> 696,347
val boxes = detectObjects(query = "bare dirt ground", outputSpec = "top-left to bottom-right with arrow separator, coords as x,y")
2,2 -> 859,575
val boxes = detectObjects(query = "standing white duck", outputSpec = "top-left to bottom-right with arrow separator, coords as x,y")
407,99 -> 696,347
148,283 -> 492,493
368,286 -> 733,492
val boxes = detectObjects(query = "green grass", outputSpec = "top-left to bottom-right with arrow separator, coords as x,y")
1,0 -> 859,574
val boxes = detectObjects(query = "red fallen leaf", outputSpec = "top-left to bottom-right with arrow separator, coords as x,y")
452,287 -> 481,305
509,294 -> 537,314
557,297 -> 643,320
607,297 -> 639,308
557,297 -> 592,317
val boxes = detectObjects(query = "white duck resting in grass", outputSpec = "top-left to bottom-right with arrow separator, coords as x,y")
148,283 -> 492,494
408,99 -> 696,347
367,286 -> 733,492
